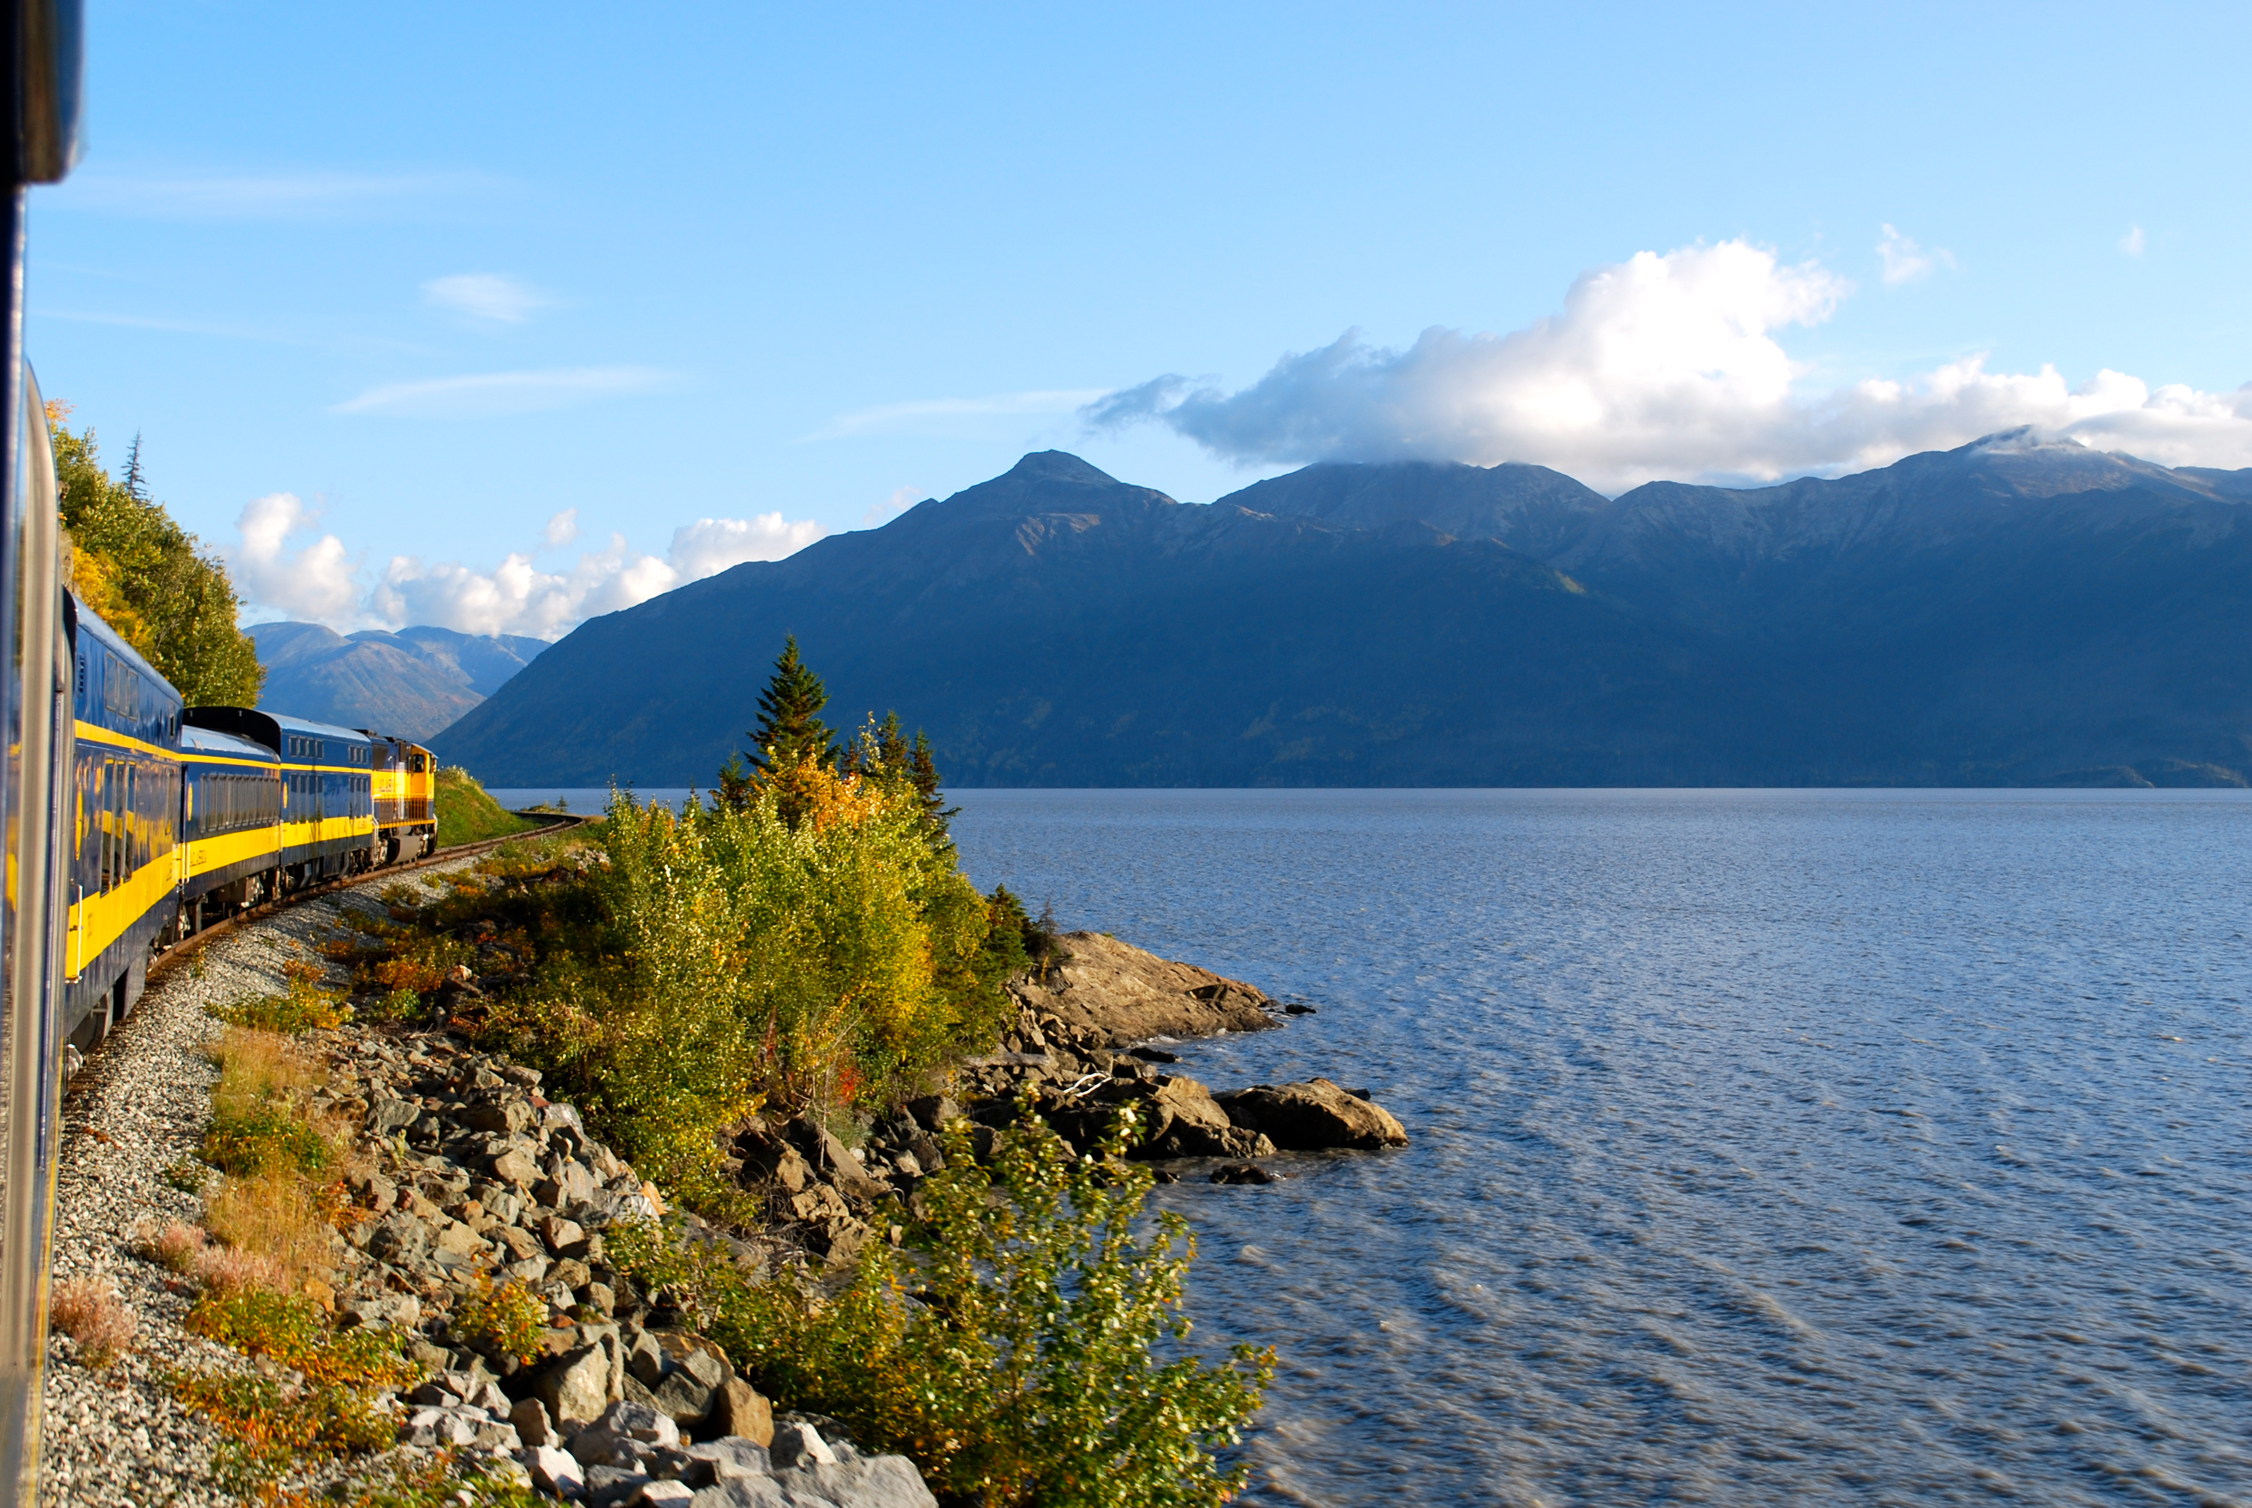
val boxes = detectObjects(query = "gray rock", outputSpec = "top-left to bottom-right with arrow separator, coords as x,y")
768,1420 -> 838,1469
368,1096 -> 423,1135
683,1436 -> 772,1481
639,1483 -> 695,1506
1216,1077 -> 1409,1149
688,1453 -> 938,1508
583,1465 -> 655,1508
647,1370 -> 714,1425
513,1396 -> 556,1447
525,1442 -> 584,1497
530,1344 -> 612,1425
367,1212 -> 432,1264
459,1099 -> 536,1136
705,1380 -> 774,1447
782,1117 -> 891,1203
492,1147 -> 542,1186
593,1398 -> 682,1447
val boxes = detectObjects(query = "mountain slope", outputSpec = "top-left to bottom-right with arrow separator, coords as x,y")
435,453 -> 1755,785
434,441 -> 2252,788
250,622 -> 549,741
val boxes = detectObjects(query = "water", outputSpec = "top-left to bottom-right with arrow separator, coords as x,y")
943,789 -> 2252,1508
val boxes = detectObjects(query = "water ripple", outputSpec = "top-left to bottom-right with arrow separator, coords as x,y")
951,789 -> 2252,1507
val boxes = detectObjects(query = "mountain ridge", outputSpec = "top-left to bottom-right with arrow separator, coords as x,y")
432,437 -> 2252,788
249,622 -> 549,741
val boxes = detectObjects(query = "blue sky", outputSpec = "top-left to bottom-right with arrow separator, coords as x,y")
27,1 -> 2252,636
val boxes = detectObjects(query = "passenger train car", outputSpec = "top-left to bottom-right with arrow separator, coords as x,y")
56,620 -> 440,1057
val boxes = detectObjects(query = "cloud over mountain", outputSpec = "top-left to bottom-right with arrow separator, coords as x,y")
228,497 -> 825,639
1088,239 -> 2252,492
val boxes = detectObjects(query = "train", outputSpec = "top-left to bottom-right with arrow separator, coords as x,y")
62,595 -> 440,1061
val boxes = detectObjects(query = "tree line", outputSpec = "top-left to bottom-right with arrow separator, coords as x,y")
49,405 -> 264,708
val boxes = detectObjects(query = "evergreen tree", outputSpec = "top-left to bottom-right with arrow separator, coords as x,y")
120,432 -> 148,502
748,635 -> 835,775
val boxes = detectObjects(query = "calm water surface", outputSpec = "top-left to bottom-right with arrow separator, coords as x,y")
940,790 -> 2252,1508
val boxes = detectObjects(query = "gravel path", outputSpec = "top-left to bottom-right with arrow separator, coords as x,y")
39,860 -> 479,1507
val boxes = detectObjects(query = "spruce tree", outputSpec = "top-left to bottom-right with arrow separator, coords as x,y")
748,635 -> 836,774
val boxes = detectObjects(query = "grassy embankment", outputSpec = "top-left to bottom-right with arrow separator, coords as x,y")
338,749 -> 1273,1507
433,766 -> 539,848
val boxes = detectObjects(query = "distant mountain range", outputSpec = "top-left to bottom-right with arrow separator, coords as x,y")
248,622 -> 549,741
432,435 -> 2252,787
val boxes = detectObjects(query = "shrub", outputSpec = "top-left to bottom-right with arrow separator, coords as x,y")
612,1109 -> 1272,1508
187,1288 -> 419,1387
333,1453 -> 546,1508
451,1277 -> 547,1365
140,1220 -> 207,1274
172,1369 -> 405,1495
214,974 -> 351,1033
191,1242 -> 289,1296
49,1276 -> 136,1370
203,1169 -> 332,1290
201,1027 -> 336,1178
202,1101 -> 332,1178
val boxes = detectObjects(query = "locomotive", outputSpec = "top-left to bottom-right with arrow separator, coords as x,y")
62,595 -> 440,1060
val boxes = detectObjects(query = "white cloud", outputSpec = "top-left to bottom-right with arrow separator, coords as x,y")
803,389 -> 1108,442
330,365 -> 675,419
1087,238 -> 2252,491
422,272 -> 549,324
231,497 -> 825,638
666,515 -> 827,580
862,486 -> 922,528
1877,223 -> 1953,285
2121,225 -> 2146,257
226,494 -> 361,623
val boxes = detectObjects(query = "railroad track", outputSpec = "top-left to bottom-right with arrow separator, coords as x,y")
142,810 -> 593,988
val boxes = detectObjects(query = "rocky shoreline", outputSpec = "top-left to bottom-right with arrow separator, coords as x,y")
40,880 -> 1400,1506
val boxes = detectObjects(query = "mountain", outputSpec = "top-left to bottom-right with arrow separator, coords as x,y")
433,440 -> 2252,788
248,622 -> 550,741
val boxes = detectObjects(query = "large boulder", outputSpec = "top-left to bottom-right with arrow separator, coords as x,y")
526,1344 -> 612,1425
1217,1078 -> 1407,1150
1008,933 -> 1278,1046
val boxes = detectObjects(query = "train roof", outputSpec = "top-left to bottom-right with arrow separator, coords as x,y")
180,725 -> 279,763
67,592 -> 184,710
183,706 -> 378,755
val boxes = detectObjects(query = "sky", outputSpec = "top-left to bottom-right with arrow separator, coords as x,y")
26,1 -> 2252,638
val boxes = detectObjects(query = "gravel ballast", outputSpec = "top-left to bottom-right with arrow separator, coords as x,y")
37,860 -> 482,1506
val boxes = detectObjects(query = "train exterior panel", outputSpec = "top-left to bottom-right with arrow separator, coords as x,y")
182,708 -> 378,883
63,601 -> 185,1048
179,724 -> 282,914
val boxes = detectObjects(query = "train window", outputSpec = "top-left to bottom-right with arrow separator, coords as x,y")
103,653 -> 141,720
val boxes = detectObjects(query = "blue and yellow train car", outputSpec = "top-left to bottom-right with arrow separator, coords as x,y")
182,709 -> 378,887
179,722 -> 282,930
63,599 -> 185,1051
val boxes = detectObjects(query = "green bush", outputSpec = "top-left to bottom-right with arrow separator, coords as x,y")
201,1101 -> 332,1178
212,975 -> 351,1033
612,1109 -> 1273,1508
478,774 -> 1016,1201
451,1277 -> 548,1365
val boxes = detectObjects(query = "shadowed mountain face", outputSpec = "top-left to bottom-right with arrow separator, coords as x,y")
249,622 -> 549,741
434,440 -> 2252,788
